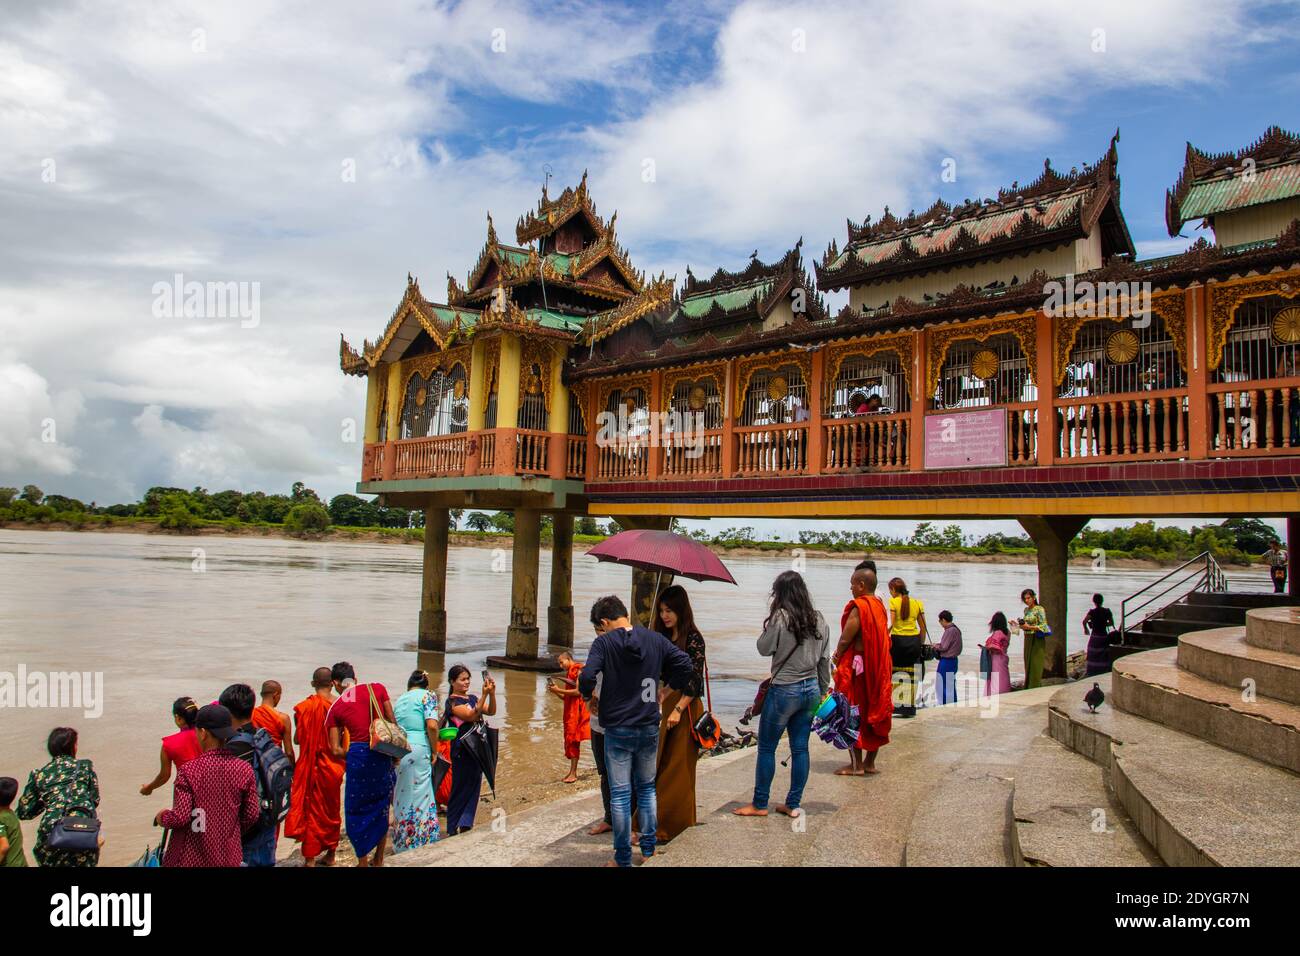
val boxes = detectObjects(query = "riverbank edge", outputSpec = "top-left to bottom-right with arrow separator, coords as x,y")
0,520 -> 1261,571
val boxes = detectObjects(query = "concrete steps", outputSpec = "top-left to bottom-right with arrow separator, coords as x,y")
1010,733 -> 1160,867
1246,605 -> 1300,654
1178,626 -> 1300,705
1112,647 -> 1300,772
1047,679 -> 1300,866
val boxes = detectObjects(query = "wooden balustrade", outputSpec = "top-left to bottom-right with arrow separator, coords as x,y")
566,435 -> 587,479
514,429 -> 550,474
661,430 -> 724,478
479,431 -> 496,472
735,424 -> 809,477
595,437 -> 650,480
393,434 -> 470,479
362,442 -> 386,481
824,414 -> 909,472
1006,403 -> 1038,465
1209,381 -> 1300,456
1052,389 -> 1189,462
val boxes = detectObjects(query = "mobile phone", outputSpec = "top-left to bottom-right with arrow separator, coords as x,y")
481,669 -> 489,683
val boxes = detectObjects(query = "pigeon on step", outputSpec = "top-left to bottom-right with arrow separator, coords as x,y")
1084,682 -> 1105,713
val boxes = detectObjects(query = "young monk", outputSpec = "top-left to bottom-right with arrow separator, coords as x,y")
283,668 -> 345,866
251,680 -> 296,766
831,566 -> 893,775
547,650 -> 590,784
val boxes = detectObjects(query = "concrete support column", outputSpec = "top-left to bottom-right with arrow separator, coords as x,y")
1288,514 -> 1299,599
418,507 -> 449,652
505,508 -> 541,659
547,512 -> 574,647
1018,514 -> 1090,679
616,514 -> 674,626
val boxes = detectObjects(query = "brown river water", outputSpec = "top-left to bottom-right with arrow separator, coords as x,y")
0,529 -> 1270,864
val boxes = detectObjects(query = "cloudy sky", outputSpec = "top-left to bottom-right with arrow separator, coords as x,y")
2,0 -> 1298,538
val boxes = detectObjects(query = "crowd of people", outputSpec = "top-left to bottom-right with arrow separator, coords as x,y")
3,562 -> 1100,869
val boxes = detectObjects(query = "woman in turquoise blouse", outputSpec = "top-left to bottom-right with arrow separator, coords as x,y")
391,671 -> 441,853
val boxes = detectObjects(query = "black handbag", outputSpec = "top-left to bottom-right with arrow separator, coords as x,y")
47,805 -> 101,853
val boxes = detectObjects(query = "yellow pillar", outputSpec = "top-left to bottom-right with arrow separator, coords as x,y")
547,344 -> 569,479
467,337 -> 487,432
385,361 -> 404,441
497,335 -> 522,427
364,368 -> 381,444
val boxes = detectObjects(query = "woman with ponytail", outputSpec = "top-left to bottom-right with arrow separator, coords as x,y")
140,696 -> 201,795
887,578 -> 927,718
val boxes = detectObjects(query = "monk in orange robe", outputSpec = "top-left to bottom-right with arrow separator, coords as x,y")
284,667 -> 346,866
252,680 -> 295,764
832,566 -> 892,775
546,650 -> 590,784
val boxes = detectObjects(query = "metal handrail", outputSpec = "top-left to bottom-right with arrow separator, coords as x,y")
1120,551 -> 1227,640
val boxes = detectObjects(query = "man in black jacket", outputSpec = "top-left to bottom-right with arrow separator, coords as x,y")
580,594 -> 694,866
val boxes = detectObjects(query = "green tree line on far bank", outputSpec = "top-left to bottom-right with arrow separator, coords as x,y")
0,483 -> 1281,562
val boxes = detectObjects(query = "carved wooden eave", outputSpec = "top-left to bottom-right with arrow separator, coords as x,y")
585,275 -> 675,344
1050,288 -> 1191,386
515,170 -> 609,244
1207,271 -> 1300,370
595,373 -> 652,418
518,336 -> 562,412
398,344 -> 473,397
818,132 -> 1131,290
361,277 -> 477,366
1166,125 -> 1300,236
340,334 -> 368,376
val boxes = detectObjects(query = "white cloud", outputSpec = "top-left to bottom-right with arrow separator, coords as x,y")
0,351 -> 83,474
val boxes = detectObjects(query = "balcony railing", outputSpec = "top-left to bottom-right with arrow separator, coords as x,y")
824,413 -> 909,472
1209,380 -> 1300,456
1052,389 -> 1189,462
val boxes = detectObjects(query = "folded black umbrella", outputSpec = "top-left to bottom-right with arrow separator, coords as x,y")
432,751 -> 452,796
458,722 -> 499,797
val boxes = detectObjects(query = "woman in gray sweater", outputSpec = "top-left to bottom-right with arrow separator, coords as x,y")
734,570 -> 831,819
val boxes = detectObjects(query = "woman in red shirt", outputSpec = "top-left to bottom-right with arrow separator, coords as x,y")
140,697 -> 201,796
325,662 -> 397,866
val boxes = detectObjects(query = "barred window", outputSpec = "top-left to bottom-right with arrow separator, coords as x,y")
741,364 -> 808,426
400,366 -> 469,438
829,352 -> 910,418
1060,317 -> 1185,397
517,362 -> 547,430
568,391 -> 586,436
1216,296 -> 1300,383
935,334 -> 1036,409
668,376 -> 723,430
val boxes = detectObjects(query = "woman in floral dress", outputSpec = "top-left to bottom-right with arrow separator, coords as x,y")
391,671 -> 441,853
17,726 -> 101,867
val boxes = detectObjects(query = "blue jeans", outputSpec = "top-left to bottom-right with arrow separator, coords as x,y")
752,677 -> 819,811
241,823 -> 277,867
936,656 -> 959,705
603,723 -> 659,867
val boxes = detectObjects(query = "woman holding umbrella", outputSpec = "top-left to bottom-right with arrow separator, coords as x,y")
443,664 -> 496,835
648,585 -> 706,843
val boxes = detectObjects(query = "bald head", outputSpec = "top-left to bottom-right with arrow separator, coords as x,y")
851,567 -> 876,595
311,667 -> 333,688
260,679 -> 281,699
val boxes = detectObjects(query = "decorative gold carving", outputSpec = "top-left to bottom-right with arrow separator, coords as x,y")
453,378 -> 466,401
767,375 -> 790,401
1105,329 -> 1140,364
823,332 -> 915,402
482,338 -> 501,411
568,379 -> 589,432
661,360 -> 727,413
688,386 -> 707,411
1272,307 -> 1300,345
926,312 -> 1037,398
400,345 -> 472,397
414,386 -> 428,407
596,375 -> 652,416
970,349 -> 1000,380
1209,275 -> 1300,370
519,336 -> 558,411
734,349 -> 812,418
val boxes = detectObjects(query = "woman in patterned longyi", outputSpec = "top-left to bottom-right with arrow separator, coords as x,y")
17,726 -> 101,868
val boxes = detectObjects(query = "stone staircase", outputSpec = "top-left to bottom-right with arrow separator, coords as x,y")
1117,591 -> 1292,657
1011,606 -> 1300,866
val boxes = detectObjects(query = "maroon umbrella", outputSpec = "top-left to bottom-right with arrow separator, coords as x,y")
585,529 -> 737,594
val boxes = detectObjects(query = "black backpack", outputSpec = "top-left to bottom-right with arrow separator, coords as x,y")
230,726 -> 294,832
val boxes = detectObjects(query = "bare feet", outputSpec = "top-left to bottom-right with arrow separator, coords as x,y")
732,804 -> 768,816
321,849 -> 336,866
862,765 -> 881,775
773,804 -> 801,817
603,859 -> 620,867
834,766 -> 865,776
562,773 -> 578,784
588,821 -> 612,836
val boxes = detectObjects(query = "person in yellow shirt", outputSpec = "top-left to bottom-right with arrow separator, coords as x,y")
887,578 -> 928,717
